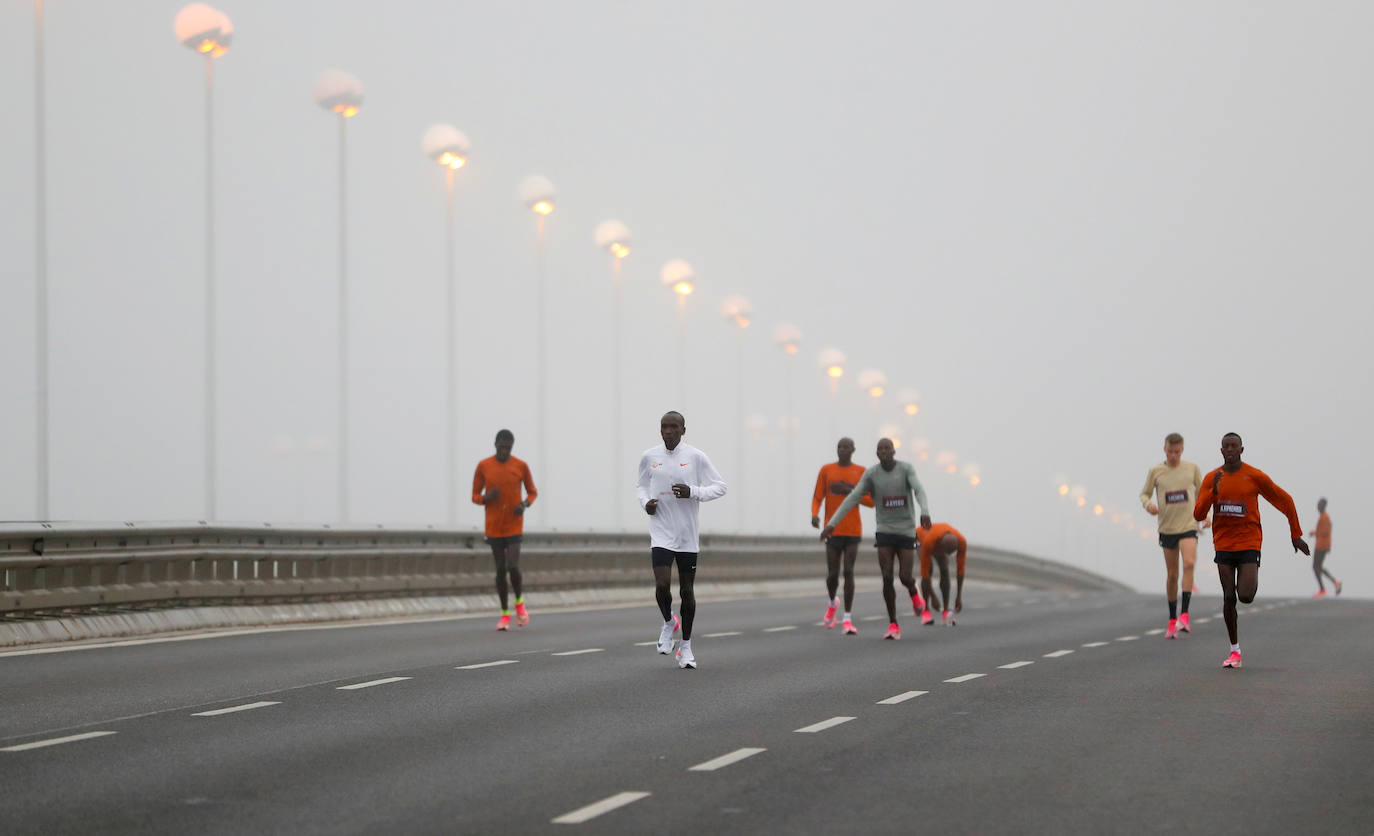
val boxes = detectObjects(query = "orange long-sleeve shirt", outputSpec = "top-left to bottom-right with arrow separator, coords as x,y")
1193,463 -> 1301,553
811,462 -> 873,536
915,522 -> 967,576
472,455 -> 537,538
1311,512 -> 1332,550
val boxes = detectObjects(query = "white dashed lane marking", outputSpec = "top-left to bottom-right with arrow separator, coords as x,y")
944,673 -> 986,683
456,660 -> 519,670
795,716 -> 856,733
861,615 -> 885,622
1195,617 -> 1212,624
337,677 -> 411,690
763,626 -> 798,633
552,791 -> 651,824
998,661 -> 1034,669
1043,649 -> 1075,658
1116,636 -> 1140,642
2,731 -> 117,752
702,631 -> 742,638
688,747 -> 767,771
1145,628 -> 1165,635
877,691 -> 928,705
633,641 -> 658,647
551,649 -> 604,657
1081,642 -> 1109,648
191,701 -> 280,717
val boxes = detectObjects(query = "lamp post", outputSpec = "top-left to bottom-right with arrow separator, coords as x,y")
421,124 -> 469,526
857,368 -> 886,436
817,348 -> 845,439
720,295 -> 752,531
175,3 -> 232,521
314,69 -> 363,522
594,220 -> 631,526
519,175 -> 555,527
33,0 -> 50,520
772,323 -> 802,526
660,259 -> 695,405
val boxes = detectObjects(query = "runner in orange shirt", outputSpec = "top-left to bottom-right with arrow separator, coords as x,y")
472,429 -> 538,631
1193,432 -> 1308,669
811,437 -> 876,634
914,522 -> 966,626
1308,497 -> 1340,597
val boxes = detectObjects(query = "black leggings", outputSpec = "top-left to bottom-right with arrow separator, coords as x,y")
653,553 -> 697,641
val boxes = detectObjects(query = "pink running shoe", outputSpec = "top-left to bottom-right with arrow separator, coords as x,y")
495,614 -> 511,631
921,609 -> 935,626
842,620 -> 858,635
514,601 -> 530,627
1178,612 -> 1191,633
884,622 -> 901,640
941,610 -> 953,626
911,592 -> 925,615
824,601 -> 838,628
1313,589 -> 1328,599
1165,619 -> 1178,639
1222,650 -> 1242,669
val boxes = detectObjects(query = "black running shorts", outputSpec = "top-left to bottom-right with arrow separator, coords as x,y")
826,535 -> 861,549
485,535 -> 523,548
874,532 -> 917,550
651,547 -> 698,572
1214,549 -> 1261,567
1158,530 -> 1199,549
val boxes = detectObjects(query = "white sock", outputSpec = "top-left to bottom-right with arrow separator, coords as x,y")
843,612 -> 852,622
680,639 -> 692,651
1230,643 -> 1240,653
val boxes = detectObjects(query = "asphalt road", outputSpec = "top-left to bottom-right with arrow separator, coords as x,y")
2,584 -> 1370,834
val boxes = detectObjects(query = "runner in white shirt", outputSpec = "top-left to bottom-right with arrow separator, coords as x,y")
636,411 -> 727,669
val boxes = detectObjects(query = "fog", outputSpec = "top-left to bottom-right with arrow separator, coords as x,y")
2,1 -> 1369,598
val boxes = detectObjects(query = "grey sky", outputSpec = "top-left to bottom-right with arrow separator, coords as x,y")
2,1 -> 1369,597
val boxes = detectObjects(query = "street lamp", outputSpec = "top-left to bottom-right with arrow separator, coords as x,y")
660,259 -> 695,404
33,0 -> 51,519
771,323 -> 802,517
520,175 -> 555,527
314,69 -> 363,522
721,295 -> 752,530
594,219 -> 631,526
817,348 -> 845,439
175,3 -> 233,521
422,123 -> 469,526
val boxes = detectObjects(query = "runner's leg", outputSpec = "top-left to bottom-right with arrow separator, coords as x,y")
1163,546 -> 1180,619
676,553 -> 697,641
1236,562 -> 1259,605
1179,537 -> 1197,613
897,548 -> 918,600
825,541 -> 842,603
934,552 -> 951,612
877,546 -> 897,623
491,543 -> 509,612
505,541 -> 523,602
653,564 -> 674,622
1312,549 -> 1327,591
1218,564 -> 1239,646
841,542 -> 859,613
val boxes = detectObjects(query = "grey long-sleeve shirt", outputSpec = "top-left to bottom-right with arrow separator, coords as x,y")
825,460 -> 929,535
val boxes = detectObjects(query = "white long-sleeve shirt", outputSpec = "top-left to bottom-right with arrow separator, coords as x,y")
636,442 -> 727,552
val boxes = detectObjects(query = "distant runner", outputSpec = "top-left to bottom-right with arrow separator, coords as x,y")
1193,432 -> 1308,669
821,438 -> 931,640
472,429 -> 538,631
636,411 -> 727,670
1309,498 -> 1340,597
914,522 -> 966,626
811,437 -> 876,634
1139,432 -> 1207,639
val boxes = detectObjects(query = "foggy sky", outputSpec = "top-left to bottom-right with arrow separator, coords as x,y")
2,1 -> 1370,597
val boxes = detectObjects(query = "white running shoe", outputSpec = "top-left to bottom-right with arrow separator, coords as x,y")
677,643 -> 696,669
657,614 -> 679,654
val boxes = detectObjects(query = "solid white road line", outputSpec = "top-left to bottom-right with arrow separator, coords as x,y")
763,626 -> 797,633
1145,628 -> 1165,635
688,747 -> 767,772
702,631 -> 742,638
191,701 -> 280,717
1116,636 -> 1140,642
1081,641 -> 1109,648
456,660 -> 519,670
2,731 -> 117,752
795,716 -> 856,733
337,677 -> 412,690
1043,649 -> 1075,658
551,648 -> 604,656
998,661 -> 1034,669
944,673 -> 986,683
552,791 -> 651,824
877,690 -> 928,705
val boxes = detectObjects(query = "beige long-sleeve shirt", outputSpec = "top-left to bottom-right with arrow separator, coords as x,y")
1139,461 -> 1202,535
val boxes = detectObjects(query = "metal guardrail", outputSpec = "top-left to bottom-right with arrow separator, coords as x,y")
0,523 -> 1129,614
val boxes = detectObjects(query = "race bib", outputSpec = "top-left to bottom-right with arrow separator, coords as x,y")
882,495 -> 907,509
1217,501 -> 1246,517
1164,490 -> 1188,504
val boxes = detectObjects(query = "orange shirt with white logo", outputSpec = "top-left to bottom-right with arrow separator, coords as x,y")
1193,463 -> 1301,553
812,462 -> 873,537
915,522 -> 967,576
472,456 -> 538,538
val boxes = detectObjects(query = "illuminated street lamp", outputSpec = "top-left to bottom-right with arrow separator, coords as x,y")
661,259 -> 696,404
817,348 -> 845,438
898,387 -> 920,417
721,295 -> 752,530
937,451 -> 958,476
314,69 -> 364,522
771,323 -> 802,507
175,3 -> 233,521
33,0 -> 49,519
595,220 -> 631,525
963,463 -> 982,487
520,175 -> 556,526
422,123 -> 469,525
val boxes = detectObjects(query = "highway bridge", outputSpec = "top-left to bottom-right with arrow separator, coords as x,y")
2,526 -> 1370,834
